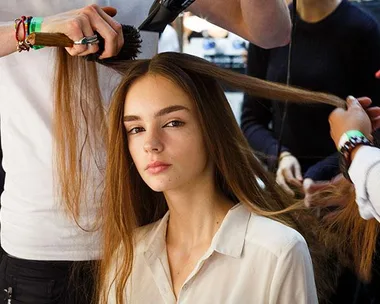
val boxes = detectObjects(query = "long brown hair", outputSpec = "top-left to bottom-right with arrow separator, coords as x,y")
53,48 -> 107,224
96,52 -> 348,303
310,177 -> 380,282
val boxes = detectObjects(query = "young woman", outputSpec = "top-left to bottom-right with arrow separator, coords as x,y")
96,52 -> 346,304
0,1 -> 291,302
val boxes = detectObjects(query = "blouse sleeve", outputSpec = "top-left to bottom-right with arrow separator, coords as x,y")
269,238 -> 318,304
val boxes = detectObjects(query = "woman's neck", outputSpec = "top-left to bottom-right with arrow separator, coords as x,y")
297,0 -> 342,23
164,185 -> 234,250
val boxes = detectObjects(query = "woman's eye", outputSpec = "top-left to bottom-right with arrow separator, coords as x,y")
165,120 -> 184,128
128,127 -> 145,134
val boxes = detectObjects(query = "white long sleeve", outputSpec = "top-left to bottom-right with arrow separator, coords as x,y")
269,240 -> 318,304
349,146 -> 380,222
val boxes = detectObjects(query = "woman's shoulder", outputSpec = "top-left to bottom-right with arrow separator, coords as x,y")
133,219 -> 164,253
244,213 -> 307,258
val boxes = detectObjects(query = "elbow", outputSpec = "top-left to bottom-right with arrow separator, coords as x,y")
273,26 -> 292,48
257,25 -> 291,49
248,17 -> 291,49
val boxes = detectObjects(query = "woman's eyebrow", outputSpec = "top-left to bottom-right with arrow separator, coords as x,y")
123,105 -> 190,122
123,115 -> 140,122
154,105 -> 190,117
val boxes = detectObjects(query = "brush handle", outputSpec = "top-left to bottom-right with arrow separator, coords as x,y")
27,32 -> 74,47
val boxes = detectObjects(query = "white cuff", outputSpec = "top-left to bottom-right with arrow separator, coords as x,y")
349,146 -> 380,221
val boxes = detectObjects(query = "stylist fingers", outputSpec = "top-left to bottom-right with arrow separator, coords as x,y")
70,5 -> 123,58
329,96 -> 373,147
357,97 -> 372,108
102,7 -> 117,17
90,5 -> 124,59
351,97 -> 380,130
356,97 -> 380,129
367,107 -> 380,130
42,5 -> 123,58
276,152 -> 303,196
72,12 -> 98,57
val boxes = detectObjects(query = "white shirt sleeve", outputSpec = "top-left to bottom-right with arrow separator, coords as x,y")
269,239 -> 318,304
158,25 -> 180,53
349,146 -> 380,222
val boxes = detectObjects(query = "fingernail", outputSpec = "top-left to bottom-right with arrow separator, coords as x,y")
347,96 -> 360,107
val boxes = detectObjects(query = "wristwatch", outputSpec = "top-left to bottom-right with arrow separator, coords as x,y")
338,130 -> 373,182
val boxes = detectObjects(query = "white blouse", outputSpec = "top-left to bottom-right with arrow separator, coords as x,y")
349,146 -> 380,222
108,203 -> 318,303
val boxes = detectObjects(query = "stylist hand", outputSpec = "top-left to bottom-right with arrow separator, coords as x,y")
329,96 -> 380,148
276,151 -> 303,196
42,5 -> 123,58
303,174 -> 351,208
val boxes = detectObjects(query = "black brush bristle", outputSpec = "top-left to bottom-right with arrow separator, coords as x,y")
85,25 -> 141,63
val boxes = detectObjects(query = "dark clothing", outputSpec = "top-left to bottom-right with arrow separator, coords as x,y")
0,144 -> 4,196
0,253 -> 96,304
353,0 -> 380,25
241,0 -> 380,181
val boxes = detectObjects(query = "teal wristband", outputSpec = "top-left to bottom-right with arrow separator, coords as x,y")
30,17 -> 44,50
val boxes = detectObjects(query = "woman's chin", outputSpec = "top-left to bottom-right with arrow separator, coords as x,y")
146,182 -> 172,193
143,175 -> 183,193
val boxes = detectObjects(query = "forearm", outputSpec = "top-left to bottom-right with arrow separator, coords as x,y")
241,98 -> 286,167
240,0 -> 291,48
242,120 -> 289,171
190,0 -> 291,48
244,124 -> 286,157
0,22 -> 17,58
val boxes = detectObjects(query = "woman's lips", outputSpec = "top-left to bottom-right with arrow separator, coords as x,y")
146,162 -> 171,174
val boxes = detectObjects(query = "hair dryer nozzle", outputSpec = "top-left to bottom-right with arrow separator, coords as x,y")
139,0 -> 196,32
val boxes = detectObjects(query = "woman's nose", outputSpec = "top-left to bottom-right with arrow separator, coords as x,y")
143,131 -> 164,153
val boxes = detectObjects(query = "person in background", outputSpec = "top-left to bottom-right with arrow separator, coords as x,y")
241,0 -> 380,303
158,24 -> 180,53
241,0 -> 380,195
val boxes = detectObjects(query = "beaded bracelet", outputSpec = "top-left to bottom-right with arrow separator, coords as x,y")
14,16 -> 45,52
14,16 -> 30,52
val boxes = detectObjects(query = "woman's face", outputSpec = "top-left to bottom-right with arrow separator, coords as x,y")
123,74 -> 212,193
